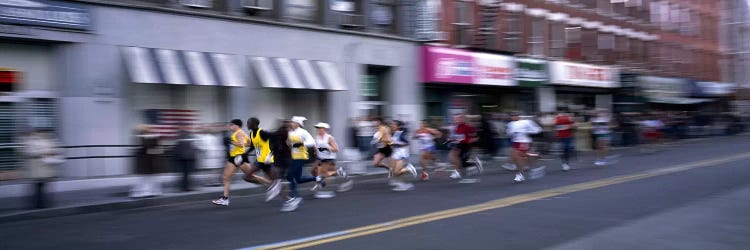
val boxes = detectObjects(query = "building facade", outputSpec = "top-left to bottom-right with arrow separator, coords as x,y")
0,0 -> 422,178
416,0 -> 725,116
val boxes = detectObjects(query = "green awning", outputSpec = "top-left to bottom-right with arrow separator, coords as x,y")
517,58 -> 547,87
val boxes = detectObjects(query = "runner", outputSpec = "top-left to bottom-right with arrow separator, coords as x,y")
310,122 -> 353,199
245,117 -> 282,202
555,108 -> 576,171
212,119 -> 252,206
270,120 -> 293,210
507,113 -> 542,183
592,111 -> 614,166
282,116 -> 316,212
448,114 -> 480,182
414,120 -> 442,181
389,120 -> 418,191
371,117 -> 394,185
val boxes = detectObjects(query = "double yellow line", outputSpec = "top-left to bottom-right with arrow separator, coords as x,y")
249,151 -> 750,250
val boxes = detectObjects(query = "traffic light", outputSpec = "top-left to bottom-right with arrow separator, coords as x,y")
0,68 -> 19,92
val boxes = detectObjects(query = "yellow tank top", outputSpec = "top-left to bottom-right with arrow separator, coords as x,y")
251,128 -> 274,163
288,132 -> 309,160
229,130 -> 247,157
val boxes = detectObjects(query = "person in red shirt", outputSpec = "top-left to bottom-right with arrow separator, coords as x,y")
448,114 -> 479,181
555,108 -> 576,171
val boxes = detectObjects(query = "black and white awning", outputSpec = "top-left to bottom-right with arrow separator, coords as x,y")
121,46 -> 246,87
251,57 -> 347,91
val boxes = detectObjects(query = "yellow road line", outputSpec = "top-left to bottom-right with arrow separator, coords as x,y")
253,151 -> 750,250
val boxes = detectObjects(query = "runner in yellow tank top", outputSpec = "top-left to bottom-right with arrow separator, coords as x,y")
245,117 -> 282,202
213,119 -> 254,206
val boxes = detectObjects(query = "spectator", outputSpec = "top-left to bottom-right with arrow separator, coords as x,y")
21,128 -> 63,209
130,125 -> 163,198
175,124 -> 197,192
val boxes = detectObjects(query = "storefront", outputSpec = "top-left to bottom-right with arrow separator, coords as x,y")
420,46 -> 534,121
547,61 -> 619,113
689,81 -> 736,113
639,76 -> 709,111
0,0 -> 92,179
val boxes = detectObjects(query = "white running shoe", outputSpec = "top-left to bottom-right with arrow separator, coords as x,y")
314,191 -> 336,199
562,163 -> 571,171
265,180 -> 281,202
595,160 -> 606,166
513,173 -> 526,183
281,197 -> 302,212
392,182 -> 415,191
338,179 -> 354,192
310,184 -> 321,192
406,164 -> 418,178
212,197 -> 229,206
529,166 -> 546,180
473,157 -> 484,174
337,167 -> 347,178
449,170 -> 462,180
502,163 -> 517,171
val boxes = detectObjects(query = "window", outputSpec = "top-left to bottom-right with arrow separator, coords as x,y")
582,0 -> 597,9
565,26 -> 582,60
616,34 -> 630,64
581,29 -> 600,62
597,0 -> 613,15
242,0 -> 275,18
0,102 -> 19,172
503,12 -> 522,52
284,0 -> 319,23
528,17 -> 546,56
549,22 -> 566,58
416,0 -> 442,40
371,0 -> 397,34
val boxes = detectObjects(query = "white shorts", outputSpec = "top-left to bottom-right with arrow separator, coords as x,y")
391,147 -> 410,160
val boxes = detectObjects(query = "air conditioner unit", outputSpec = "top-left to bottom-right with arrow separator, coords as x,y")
242,0 -> 273,11
181,0 -> 212,8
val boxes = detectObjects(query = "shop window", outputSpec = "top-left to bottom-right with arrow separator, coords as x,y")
549,22 -> 566,58
0,69 -> 19,92
503,12 -> 522,53
284,0 -> 320,24
370,0 -> 397,34
528,18 -> 546,57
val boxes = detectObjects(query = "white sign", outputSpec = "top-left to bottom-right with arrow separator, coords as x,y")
549,61 -> 619,88
473,53 -> 516,86
330,0 -> 354,12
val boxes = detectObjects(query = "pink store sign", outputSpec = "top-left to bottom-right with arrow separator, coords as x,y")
420,46 -> 516,86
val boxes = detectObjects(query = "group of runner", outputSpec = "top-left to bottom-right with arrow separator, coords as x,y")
212,116 -> 351,212
211,110 -> 618,212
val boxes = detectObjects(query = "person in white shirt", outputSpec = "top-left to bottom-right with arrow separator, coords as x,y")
310,122 -> 353,198
592,111 -> 614,166
506,113 -> 542,183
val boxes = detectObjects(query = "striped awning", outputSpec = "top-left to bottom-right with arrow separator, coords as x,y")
250,57 -> 347,91
121,46 -> 246,87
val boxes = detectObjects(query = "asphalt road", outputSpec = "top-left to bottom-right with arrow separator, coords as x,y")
2,136 -> 750,250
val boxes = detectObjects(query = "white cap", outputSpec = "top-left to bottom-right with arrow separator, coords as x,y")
291,116 -> 307,126
313,122 -> 330,129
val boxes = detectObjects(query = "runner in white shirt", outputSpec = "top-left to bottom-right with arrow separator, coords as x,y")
310,122 -> 353,198
506,113 -> 542,183
592,111 -> 614,166
414,120 -> 442,181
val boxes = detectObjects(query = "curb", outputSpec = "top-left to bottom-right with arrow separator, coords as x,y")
0,172 -> 389,224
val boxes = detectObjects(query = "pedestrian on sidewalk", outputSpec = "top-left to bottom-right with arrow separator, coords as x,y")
131,125 -> 163,198
175,124 -> 197,192
21,128 -> 64,209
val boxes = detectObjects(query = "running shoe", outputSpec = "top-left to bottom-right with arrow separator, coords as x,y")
310,184 -> 321,192
392,182 -> 415,192
337,167 -> 347,178
338,179 -> 354,192
281,197 -> 302,212
212,197 -> 229,206
562,163 -> 571,171
474,157 -> 484,174
594,160 -> 606,166
529,166 -> 546,180
513,173 -> 526,183
502,163 -> 517,171
388,179 -> 399,186
406,164 -> 418,178
265,180 -> 281,202
449,170 -> 462,180
314,191 -> 336,199
420,171 -> 430,181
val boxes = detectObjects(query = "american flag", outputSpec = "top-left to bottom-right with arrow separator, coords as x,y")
145,109 -> 198,138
